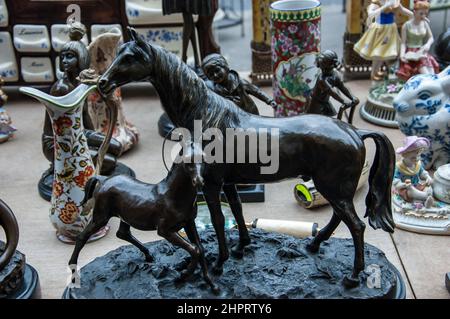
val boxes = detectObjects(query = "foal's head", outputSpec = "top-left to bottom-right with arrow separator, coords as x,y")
179,141 -> 205,190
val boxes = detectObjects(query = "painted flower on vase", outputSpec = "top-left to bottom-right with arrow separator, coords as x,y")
53,116 -> 73,135
73,166 -> 94,188
53,181 -> 64,197
59,200 -> 79,224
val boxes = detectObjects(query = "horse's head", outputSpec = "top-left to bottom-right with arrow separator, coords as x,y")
394,66 -> 450,119
98,27 -> 153,96
180,140 -> 205,190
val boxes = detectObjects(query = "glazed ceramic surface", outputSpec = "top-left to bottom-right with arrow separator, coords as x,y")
13,25 -> 50,53
91,24 -> 122,41
394,67 -> 450,169
21,57 -> 54,83
136,27 -> 193,58
0,32 -> 18,82
433,164 -> 450,204
87,30 -> 139,153
51,24 -> 89,52
19,84 -> 97,240
0,0 -> 8,27
270,0 -> 321,117
126,0 -> 183,25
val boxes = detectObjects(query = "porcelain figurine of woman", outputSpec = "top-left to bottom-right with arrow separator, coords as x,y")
354,0 -> 413,81
306,50 -> 359,122
0,77 -> 16,143
396,1 -> 439,81
393,136 -> 434,208
202,53 -> 277,115
86,28 -> 139,153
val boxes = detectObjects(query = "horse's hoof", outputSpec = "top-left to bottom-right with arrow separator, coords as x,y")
342,275 -> 360,289
230,245 -> 244,259
176,270 -> 191,282
306,242 -> 319,253
210,284 -> 220,295
212,264 -> 223,276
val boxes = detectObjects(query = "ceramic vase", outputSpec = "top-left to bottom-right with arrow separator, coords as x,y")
19,84 -> 108,243
270,0 -> 321,117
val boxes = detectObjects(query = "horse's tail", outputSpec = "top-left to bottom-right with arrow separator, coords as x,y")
81,176 -> 105,206
357,129 -> 396,233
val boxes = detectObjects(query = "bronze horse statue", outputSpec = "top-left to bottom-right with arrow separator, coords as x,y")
98,28 -> 396,288
68,141 -> 218,292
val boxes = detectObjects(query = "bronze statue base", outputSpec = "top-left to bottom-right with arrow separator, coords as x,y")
38,162 -> 136,202
0,242 -> 41,299
63,228 -> 405,299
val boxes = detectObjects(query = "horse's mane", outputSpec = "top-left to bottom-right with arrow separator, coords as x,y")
139,43 -> 244,131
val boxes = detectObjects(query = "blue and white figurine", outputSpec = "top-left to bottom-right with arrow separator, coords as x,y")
394,66 -> 450,170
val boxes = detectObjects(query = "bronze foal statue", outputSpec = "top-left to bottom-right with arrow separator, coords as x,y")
68,141 -> 218,292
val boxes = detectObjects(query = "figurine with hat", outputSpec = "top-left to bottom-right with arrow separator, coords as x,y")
392,136 -> 450,234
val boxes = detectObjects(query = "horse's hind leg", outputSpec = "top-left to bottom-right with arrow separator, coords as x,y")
306,212 -> 341,253
223,184 -> 250,258
116,221 -> 153,262
158,228 -> 200,281
184,220 -> 219,294
333,200 -> 366,288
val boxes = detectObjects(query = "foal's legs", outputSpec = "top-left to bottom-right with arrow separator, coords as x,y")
223,184 -> 250,258
184,219 -> 219,293
116,221 -> 153,262
203,184 -> 229,275
158,227 -> 200,281
69,217 -> 109,266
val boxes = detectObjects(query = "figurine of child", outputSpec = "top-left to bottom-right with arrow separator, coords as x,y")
393,136 -> 434,208
0,77 -> 16,143
306,50 -> 359,119
201,53 -> 277,115
396,1 -> 439,81
354,0 -> 413,81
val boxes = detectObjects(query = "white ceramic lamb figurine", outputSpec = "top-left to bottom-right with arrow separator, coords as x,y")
394,66 -> 450,170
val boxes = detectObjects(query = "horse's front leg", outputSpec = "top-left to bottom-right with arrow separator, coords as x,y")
157,228 -> 200,281
223,184 -> 250,258
203,183 -> 229,275
184,219 -> 219,294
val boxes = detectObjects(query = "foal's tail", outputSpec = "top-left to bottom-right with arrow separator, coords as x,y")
81,176 -> 105,206
357,129 -> 396,233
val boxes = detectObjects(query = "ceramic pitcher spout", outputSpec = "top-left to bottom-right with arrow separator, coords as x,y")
19,84 -> 97,112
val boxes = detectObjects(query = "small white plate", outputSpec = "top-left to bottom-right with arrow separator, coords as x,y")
0,32 -> 18,82
14,25 -> 51,53
136,26 -> 195,59
21,57 -> 54,83
0,0 -> 9,27
125,0 -> 183,25
51,24 -> 89,52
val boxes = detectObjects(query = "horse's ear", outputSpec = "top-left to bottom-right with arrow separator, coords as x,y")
127,27 -> 138,41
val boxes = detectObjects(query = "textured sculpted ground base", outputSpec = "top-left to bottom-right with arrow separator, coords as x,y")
64,229 -> 405,299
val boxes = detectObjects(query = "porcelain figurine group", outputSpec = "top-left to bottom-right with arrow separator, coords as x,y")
355,0 -> 437,82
